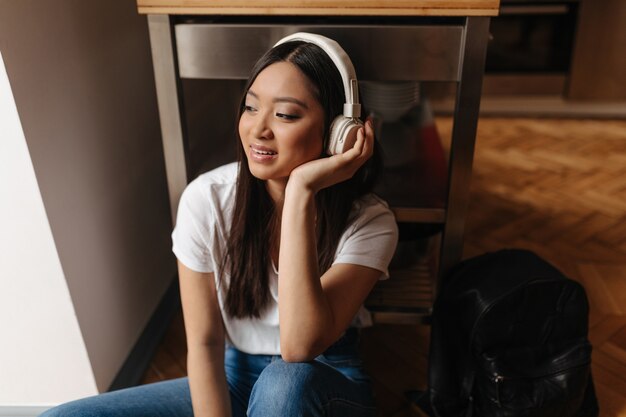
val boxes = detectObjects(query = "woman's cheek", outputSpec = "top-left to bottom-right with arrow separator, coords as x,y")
237,117 -> 248,142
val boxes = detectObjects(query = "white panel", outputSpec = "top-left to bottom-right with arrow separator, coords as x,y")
0,406 -> 53,417
0,51 -> 97,404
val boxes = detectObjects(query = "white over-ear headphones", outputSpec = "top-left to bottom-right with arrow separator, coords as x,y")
274,32 -> 364,155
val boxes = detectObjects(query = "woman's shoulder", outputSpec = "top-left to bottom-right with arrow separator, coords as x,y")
183,162 -> 238,197
352,193 -> 394,219
192,162 -> 239,188
344,193 -> 398,233
179,162 -> 238,214
333,193 -> 399,275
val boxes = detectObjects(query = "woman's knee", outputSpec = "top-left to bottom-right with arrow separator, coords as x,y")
39,405 -> 64,417
248,360 -> 326,415
38,378 -> 192,417
39,400 -> 102,417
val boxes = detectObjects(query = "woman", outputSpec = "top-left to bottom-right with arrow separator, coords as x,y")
41,33 -> 398,417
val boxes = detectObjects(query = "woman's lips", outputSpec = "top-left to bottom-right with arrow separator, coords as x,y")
250,144 -> 278,162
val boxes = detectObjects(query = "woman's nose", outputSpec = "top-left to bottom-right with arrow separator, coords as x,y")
251,112 -> 274,140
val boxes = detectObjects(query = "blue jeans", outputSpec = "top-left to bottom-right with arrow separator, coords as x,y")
39,328 -> 376,417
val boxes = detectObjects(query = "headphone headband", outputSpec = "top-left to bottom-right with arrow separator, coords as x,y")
274,32 -> 361,118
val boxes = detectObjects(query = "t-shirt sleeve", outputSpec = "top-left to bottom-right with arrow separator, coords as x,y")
171,181 -> 214,273
332,197 -> 399,279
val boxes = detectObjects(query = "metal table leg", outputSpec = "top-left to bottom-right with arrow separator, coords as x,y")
439,16 -> 491,285
147,14 -> 189,225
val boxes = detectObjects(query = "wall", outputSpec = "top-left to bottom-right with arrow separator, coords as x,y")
0,0 -> 175,406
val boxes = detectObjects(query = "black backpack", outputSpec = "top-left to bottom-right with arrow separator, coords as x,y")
422,249 -> 599,417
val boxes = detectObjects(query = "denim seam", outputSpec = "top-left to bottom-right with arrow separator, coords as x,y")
322,397 -> 377,412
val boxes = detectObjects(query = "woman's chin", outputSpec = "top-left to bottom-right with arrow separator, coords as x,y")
248,164 -> 286,182
246,163 -> 268,179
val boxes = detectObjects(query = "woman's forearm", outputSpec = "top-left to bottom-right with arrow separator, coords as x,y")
277,122 -> 374,361
278,185 -> 335,361
187,345 -> 231,417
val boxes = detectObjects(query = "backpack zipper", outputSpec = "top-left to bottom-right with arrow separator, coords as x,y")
490,360 -> 590,408
494,375 -> 504,407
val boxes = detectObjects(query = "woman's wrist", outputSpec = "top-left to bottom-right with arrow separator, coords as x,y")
285,174 -> 317,199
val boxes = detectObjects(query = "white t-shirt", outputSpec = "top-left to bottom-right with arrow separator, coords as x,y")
172,162 -> 398,355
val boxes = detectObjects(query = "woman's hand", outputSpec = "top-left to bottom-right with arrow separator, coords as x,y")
287,117 -> 374,194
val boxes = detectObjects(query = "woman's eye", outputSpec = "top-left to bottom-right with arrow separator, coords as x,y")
244,105 -> 256,113
276,113 -> 300,121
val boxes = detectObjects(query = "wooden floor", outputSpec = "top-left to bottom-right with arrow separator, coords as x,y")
141,117 -> 626,417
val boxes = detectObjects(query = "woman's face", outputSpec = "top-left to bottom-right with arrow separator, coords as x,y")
239,61 -> 325,183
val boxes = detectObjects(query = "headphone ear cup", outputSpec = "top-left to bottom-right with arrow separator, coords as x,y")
327,116 -> 363,155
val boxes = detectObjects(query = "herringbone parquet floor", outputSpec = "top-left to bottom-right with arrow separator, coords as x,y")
141,117 -> 626,417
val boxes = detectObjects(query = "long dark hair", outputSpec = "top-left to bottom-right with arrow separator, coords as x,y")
222,40 -> 382,318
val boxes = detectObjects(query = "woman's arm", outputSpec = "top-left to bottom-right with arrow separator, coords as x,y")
278,120 -> 382,362
178,261 -> 231,417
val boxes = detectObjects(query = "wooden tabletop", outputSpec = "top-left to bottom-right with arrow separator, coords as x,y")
137,0 -> 501,16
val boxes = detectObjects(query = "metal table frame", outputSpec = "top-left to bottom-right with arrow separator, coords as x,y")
146,14 -> 490,309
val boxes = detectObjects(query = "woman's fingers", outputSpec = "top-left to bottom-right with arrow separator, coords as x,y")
354,125 -> 366,155
345,118 -> 372,160
350,119 -> 373,162
362,118 -> 374,158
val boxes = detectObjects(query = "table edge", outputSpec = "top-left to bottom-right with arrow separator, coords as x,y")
137,6 -> 499,16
